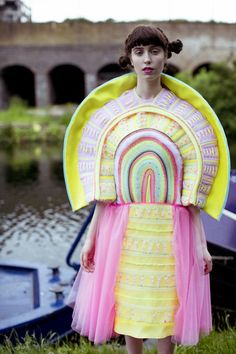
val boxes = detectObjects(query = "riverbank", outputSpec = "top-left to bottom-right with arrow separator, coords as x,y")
1,326 -> 236,354
0,98 -> 75,145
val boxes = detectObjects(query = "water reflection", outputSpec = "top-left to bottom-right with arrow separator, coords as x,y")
51,160 -> 64,181
6,159 -> 39,184
0,144 -> 89,267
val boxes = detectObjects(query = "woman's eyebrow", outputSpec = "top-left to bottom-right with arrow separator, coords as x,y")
133,46 -> 143,50
149,44 -> 161,48
133,45 -> 160,50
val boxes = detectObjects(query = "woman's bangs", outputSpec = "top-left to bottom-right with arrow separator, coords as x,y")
128,29 -> 164,51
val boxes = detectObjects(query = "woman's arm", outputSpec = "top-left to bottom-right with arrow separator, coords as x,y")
80,202 -> 105,272
190,205 -> 213,275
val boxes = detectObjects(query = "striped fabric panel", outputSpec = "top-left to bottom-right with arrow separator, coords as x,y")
114,204 -> 179,338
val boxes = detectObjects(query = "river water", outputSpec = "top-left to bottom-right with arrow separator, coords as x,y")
0,144 -> 90,268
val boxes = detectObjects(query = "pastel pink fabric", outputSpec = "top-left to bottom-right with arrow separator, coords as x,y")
172,205 -> 212,345
67,203 -> 212,345
67,203 -> 130,344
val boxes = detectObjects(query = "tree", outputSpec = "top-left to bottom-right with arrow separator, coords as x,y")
176,63 -> 236,141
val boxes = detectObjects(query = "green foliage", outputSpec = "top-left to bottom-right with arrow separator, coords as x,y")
0,98 -> 73,145
64,17 -> 93,23
0,97 -> 50,124
44,124 -> 66,143
176,63 -> 236,141
176,62 -> 236,167
0,124 -> 15,146
105,18 -> 115,23
58,113 -> 72,127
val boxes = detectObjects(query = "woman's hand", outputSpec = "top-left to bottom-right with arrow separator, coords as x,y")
79,202 -> 105,272
202,246 -> 213,275
80,238 -> 95,272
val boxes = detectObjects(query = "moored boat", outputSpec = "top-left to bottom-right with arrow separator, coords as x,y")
0,260 -> 75,343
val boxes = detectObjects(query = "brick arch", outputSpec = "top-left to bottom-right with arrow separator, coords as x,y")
1,64 -> 35,107
188,53 -> 221,73
97,63 -> 130,86
48,64 -> 85,104
193,62 -> 214,76
164,62 -> 181,76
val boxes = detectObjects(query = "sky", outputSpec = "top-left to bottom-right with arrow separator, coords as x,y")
24,0 -> 236,24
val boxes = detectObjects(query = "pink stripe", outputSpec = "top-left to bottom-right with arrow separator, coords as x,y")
117,135 -> 178,203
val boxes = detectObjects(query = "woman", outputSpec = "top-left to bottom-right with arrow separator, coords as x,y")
63,25 -> 230,354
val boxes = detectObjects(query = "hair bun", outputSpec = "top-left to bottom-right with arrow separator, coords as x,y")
169,39 -> 183,54
119,55 -> 131,70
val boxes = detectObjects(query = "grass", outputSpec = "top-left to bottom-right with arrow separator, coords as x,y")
1,325 -> 236,354
0,97 -> 74,145
0,97 -> 73,124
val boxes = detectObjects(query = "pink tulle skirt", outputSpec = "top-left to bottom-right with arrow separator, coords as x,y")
67,203 -> 212,345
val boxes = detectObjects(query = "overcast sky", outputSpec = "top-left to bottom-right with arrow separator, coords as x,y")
25,0 -> 236,23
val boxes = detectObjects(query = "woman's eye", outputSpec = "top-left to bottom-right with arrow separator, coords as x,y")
152,49 -> 160,54
134,50 -> 143,55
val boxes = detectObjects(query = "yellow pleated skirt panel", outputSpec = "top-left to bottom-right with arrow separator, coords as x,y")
114,204 -> 179,339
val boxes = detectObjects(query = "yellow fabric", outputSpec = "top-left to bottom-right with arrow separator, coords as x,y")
114,204 -> 179,338
63,73 -> 230,219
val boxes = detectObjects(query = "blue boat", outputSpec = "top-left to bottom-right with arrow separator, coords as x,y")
0,260 -> 75,343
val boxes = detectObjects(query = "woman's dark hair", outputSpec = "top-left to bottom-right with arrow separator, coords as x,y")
119,25 -> 183,69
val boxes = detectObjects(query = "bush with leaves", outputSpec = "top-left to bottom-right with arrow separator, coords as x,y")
176,62 -> 236,141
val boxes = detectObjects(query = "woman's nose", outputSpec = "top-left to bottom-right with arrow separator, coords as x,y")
143,51 -> 151,63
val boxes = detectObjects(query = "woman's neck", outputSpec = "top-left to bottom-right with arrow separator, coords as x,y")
135,78 -> 163,100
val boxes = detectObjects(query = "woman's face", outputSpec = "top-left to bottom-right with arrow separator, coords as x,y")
130,44 -> 167,81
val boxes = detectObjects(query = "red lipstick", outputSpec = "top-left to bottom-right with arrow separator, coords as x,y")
143,67 -> 154,74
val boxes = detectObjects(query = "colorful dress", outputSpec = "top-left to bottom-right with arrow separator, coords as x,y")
63,73 -> 230,345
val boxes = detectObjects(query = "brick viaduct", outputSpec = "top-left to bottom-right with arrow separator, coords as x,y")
0,20 -> 236,108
